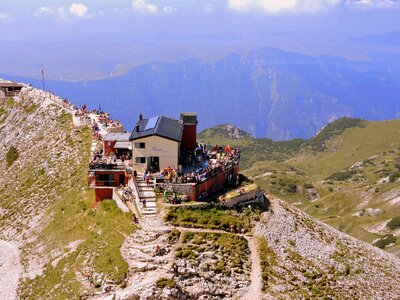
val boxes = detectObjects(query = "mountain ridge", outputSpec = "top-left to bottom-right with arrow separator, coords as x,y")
3,46 -> 400,140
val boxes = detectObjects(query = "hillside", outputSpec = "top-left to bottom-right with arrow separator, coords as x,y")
0,81 -> 133,299
4,47 -> 400,140
199,118 -> 400,258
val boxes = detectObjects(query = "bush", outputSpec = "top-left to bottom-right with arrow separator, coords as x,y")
389,172 -> 400,183
326,171 -> 352,181
6,146 -> 20,167
387,216 -> 400,230
303,183 -> 314,189
288,184 -> 297,193
374,235 -> 396,249
156,278 -> 176,288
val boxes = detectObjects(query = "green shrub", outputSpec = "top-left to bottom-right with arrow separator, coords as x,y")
156,278 -> 176,288
303,183 -> 314,189
167,229 -> 181,243
326,170 -> 352,181
6,146 -> 20,167
387,216 -> 400,230
389,172 -> 400,183
288,184 -> 297,193
374,235 -> 396,249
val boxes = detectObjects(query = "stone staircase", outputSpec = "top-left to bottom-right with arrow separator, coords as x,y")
117,227 -> 175,299
135,176 -> 157,216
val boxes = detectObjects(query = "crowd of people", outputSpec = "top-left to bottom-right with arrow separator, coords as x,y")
74,105 -> 123,141
158,143 -> 241,184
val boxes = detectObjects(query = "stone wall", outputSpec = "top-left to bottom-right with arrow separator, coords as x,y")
112,189 -> 130,213
223,188 -> 269,209
157,183 -> 196,197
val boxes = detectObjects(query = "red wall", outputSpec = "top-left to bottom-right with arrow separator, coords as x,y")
181,124 -> 197,152
95,188 -> 113,203
94,171 -> 130,187
103,141 -> 116,156
193,164 -> 240,200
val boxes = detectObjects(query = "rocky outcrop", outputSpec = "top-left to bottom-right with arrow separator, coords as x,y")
255,198 -> 400,299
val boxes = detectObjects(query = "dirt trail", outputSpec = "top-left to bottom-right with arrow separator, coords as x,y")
242,237 -> 263,300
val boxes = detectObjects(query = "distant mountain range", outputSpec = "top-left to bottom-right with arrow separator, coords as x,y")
3,47 -> 400,140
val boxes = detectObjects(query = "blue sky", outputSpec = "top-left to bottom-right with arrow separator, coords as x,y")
1,1 -> 400,79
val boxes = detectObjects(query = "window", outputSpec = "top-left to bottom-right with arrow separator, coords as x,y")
135,157 -> 146,164
97,174 -> 114,186
135,142 -> 145,148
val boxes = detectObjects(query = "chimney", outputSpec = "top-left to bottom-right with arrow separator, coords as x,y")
139,113 -> 143,121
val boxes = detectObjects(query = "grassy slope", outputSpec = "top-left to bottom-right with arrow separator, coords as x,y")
199,118 -> 400,257
292,119 -> 400,180
0,95 -> 134,299
18,112 -> 134,299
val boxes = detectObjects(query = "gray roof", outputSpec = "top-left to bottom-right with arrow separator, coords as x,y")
103,132 -> 131,142
114,141 -> 132,149
129,116 -> 183,142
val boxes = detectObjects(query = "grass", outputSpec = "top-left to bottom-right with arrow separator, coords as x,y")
165,205 -> 257,232
14,111 -> 135,299
6,146 -> 20,167
176,232 -> 249,275
258,237 -> 278,291
156,278 -> 176,288
387,216 -> 400,230
23,103 -> 39,114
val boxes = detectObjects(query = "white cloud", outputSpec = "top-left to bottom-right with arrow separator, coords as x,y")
345,0 -> 400,9
163,6 -> 177,13
132,0 -> 158,14
33,6 -> 55,17
33,4 -> 89,20
0,12 -> 12,23
228,0 -> 343,14
69,3 -> 88,17
227,0 -> 399,14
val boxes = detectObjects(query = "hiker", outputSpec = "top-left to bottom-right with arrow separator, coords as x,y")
230,224 -> 236,233
155,244 -> 161,256
172,192 -> 177,205
131,213 -> 138,224
163,190 -> 168,202
172,264 -> 179,278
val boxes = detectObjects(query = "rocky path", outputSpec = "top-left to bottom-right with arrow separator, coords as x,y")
0,240 -> 22,300
242,237 -> 263,300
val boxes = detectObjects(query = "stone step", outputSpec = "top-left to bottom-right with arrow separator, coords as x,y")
140,210 -> 157,216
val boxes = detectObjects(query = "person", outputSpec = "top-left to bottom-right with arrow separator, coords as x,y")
142,199 -> 147,208
230,224 -> 235,233
146,175 -> 150,186
172,264 -> 179,278
172,192 -> 177,204
163,190 -> 168,202
155,244 -> 161,256
131,213 -> 138,224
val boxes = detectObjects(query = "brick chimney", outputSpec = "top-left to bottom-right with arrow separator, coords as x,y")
180,112 -> 197,152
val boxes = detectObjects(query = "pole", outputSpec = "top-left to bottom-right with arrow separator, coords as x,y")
41,63 -> 45,91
